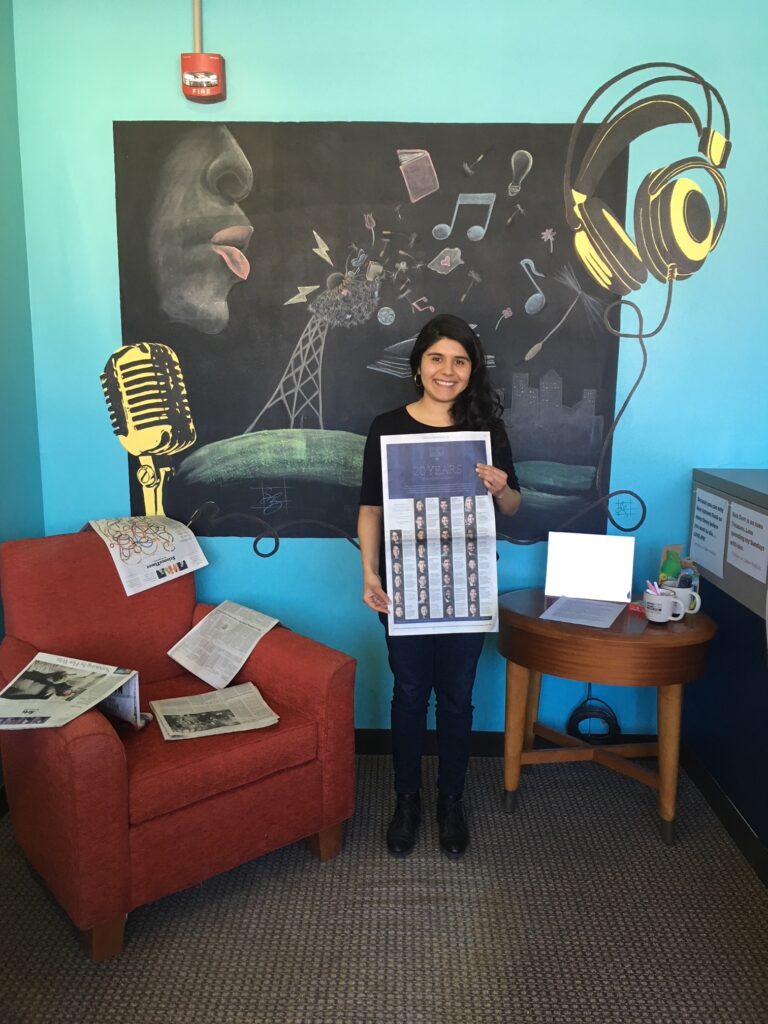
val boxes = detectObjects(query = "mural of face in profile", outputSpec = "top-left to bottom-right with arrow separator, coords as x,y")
149,125 -> 254,334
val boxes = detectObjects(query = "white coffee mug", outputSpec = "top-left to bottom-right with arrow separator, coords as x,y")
644,588 -> 685,623
665,583 -> 701,614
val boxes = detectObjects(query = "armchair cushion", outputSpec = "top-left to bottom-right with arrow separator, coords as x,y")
124,674 -> 317,824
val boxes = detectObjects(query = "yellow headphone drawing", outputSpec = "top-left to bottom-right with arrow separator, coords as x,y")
564,62 -> 731,297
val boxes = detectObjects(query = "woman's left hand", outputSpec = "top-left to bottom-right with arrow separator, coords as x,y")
475,463 -> 508,498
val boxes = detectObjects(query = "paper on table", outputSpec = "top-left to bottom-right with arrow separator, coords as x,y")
169,600 -> 278,689
539,597 -> 626,629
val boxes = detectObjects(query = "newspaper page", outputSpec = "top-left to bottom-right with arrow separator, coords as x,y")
168,600 -> 279,689
150,682 -> 279,740
98,676 -> 148,729
0,652 -> 140,730
382,431 -> 499,636
89,516 -> 208,596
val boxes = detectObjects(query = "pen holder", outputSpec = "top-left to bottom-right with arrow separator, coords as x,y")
643,588 -> 685,623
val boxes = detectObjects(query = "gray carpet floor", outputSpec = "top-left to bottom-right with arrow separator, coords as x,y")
1,754 -> 767,1024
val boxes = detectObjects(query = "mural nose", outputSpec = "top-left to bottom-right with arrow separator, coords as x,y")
205,128 -> 253,202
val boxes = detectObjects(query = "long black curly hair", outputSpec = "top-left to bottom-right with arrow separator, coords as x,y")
409,313 -> 502,429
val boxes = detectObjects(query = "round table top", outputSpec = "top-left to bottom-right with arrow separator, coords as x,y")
497,589 -> 717,687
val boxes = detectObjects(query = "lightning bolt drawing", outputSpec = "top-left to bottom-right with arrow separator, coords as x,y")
284,285 -> 321,305
312,230 -> 333,266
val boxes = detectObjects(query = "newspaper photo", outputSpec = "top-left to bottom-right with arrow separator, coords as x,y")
381,431 -> 499,636
168,600 -> 279,689
89,515 -> 208,596
150,682 -> 279,740
0,652 -> 141,730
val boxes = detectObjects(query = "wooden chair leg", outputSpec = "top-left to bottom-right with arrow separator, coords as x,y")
81,914 -> 126,961
307,823 -> 342,860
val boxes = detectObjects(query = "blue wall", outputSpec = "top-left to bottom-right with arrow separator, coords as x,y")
9,0 -> 767,733
0,0 -> 43,545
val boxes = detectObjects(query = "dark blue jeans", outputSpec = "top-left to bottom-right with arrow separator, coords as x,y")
384,628 -> 485,797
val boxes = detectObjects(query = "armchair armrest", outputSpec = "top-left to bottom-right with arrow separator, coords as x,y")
0,635 -> 39,688
192,603 -> 356,827
0,643 -> 131,930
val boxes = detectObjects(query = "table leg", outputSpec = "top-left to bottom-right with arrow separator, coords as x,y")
503,661 -> 530,813
657,683 -> 684,845
523,670 -> 542,752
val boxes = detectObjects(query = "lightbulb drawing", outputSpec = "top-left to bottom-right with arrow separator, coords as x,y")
507,150 -> 533,196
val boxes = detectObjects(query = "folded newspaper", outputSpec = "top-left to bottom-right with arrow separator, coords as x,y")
149,682 -> 279,740
0,652 -> 145,730
168,600 -> 278,689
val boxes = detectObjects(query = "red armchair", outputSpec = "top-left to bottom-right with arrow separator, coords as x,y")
0,531 -> 356,959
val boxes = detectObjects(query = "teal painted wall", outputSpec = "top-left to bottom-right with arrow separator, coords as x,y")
10,0 -> 768,733
0,0 -> 42,544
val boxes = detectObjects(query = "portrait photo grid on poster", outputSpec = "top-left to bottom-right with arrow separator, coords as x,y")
382,433 -> 498,635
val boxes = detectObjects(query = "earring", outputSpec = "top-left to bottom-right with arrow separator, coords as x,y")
413,372 -> 422,388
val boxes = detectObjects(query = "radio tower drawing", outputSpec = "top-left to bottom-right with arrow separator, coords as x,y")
244,274 -> 379,433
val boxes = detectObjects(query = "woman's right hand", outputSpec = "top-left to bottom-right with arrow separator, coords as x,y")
362,571 -> 391,613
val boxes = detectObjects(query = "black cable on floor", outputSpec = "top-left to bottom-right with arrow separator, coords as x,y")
566,683 -> 621,744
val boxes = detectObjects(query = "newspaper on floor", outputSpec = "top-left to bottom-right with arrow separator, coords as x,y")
382,430 -> 499,636
89,515 -> 208,596
168,600 -> 279,689
0,652 -> 143,730
150,682 -> 279,740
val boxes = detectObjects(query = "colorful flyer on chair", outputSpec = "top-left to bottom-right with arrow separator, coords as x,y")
89,516 -> 208,596
381,431 -> 498,636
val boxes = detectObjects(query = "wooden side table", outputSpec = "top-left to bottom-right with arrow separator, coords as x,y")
497,589 -> 717,843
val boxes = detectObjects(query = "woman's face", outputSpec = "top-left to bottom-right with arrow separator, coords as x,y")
149,125 -> 254,335
418,338 -> 472,406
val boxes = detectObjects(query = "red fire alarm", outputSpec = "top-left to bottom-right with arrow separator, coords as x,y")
181,52 -> 225,102
181,1 -> 225,103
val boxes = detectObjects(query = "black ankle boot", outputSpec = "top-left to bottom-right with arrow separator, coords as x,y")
386,792 -> 421,857
437,793 -> 469,858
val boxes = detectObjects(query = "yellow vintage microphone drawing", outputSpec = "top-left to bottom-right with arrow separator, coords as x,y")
101,342 -> 196,515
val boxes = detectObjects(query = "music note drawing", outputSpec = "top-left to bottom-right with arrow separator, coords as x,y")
520,258 -> 546,315
432,193 -> 496,242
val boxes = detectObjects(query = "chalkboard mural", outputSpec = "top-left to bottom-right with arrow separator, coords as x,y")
111,120 -> 630,543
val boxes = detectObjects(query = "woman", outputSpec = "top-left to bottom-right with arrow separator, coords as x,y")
358,313 -> 521,859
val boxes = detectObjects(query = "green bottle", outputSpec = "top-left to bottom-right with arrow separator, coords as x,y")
659,548 -> 682,585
